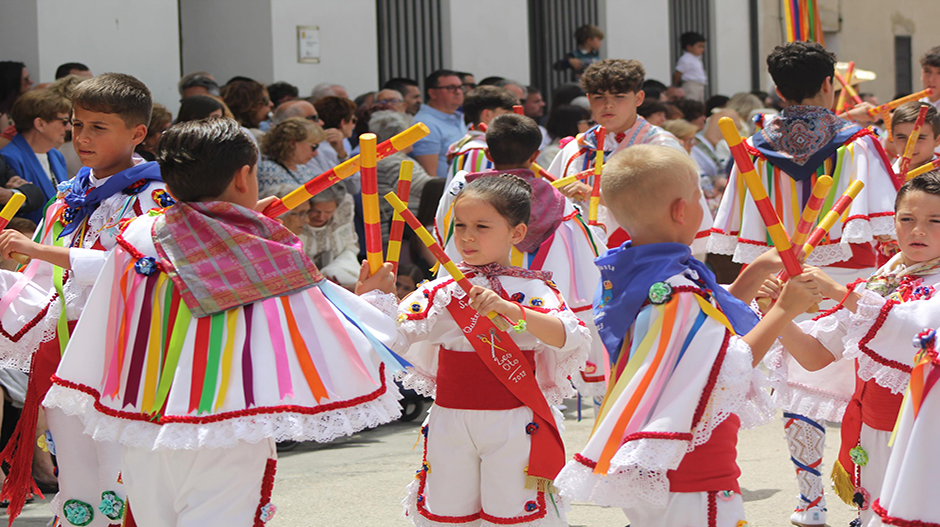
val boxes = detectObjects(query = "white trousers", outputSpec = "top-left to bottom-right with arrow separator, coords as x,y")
623,491 -> 747,526
406,405 -> 567,526
121,438 -> 277,527
46,407 -> 126,526
858,424 -> 891,526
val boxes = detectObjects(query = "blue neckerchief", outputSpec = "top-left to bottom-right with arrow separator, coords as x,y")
751,105 -> 861,182
58,161 -> 162,239
593,242 -> 760,362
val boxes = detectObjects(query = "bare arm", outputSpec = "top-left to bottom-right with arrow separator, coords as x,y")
468,285 -> 566,347
414,154 -> 439,178
742,274 -> 822,366
0,230 -> 71,269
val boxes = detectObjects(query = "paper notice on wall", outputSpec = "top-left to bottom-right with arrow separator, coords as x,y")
298,26 -> 320,64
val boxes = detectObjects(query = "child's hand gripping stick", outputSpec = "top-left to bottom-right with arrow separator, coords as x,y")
262,123 -> 429,218
0,194 -> 29,265
383,192 -> 512,331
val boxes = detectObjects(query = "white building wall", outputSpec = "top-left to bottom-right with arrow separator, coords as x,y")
443,0 -> 531,86
0,2 -> 40,81
601,1 -> 672,86
36,0 -> 181,113
712,0 -> 752,97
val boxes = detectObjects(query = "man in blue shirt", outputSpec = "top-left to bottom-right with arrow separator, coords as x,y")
412,70 -> 467,177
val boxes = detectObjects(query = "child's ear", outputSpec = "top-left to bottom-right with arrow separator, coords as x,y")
511,222 -> 528,245
232,164 -> 252,193
484,148 -> 493,163
933,132 -> 940,149
131,124 -> 148,146
635,90 -> 646,107
670,197 -> 687,224
527,150 -> 540,165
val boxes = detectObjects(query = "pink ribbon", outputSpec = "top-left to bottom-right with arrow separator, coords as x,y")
261,298 -> 294,400
307,288 -> 376,386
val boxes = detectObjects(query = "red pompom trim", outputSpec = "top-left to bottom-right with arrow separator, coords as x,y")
252,458 -> 277,526
858,300 -> 913,373
873,498 -> 940,527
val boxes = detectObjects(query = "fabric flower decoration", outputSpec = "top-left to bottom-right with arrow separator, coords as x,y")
852,486 -> 870,511
98,491 -> 125,521
151,188 -> 177,208
525,501 -> 538,512
134,256 -> 158,276
849,446 -> 869,466
37,430 -> 55,455
63,499 -> 94,526
525,422 -> 539,434
649,281 -> 673,305
259,503 -> 276,523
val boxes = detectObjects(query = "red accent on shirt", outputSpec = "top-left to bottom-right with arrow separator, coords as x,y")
667,414 -> 742,493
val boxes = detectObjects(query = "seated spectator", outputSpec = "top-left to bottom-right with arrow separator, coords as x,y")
494,79 -> 525,101
309,83 -> 349,103
354,91 -> 375,109
135,103 -> 171,161
522,85 -> 549,146
637,99 -> 668,126
537,104 -> 591,167
674,98 -> 707,129
382,78 -> 422,115
412,69 -> 467,177
443,86 -> 516,181
369,110 -> 432,245
178,72 -> 220,99
0,89 -> 71,223
0,62 -> 33,148
175,94 -> 226,123
550,83 -> 585,112
267,81 -> 298,108
315,95 -> 357,160
374,89 -> 407,113
662,119 -> 697,153
458,72 -> 476,94
54,62 -> 92,80
727,91 -> 764,135
220,79 -> 272,142
257,116 -> 325,195
270,100 -> 343,177
0,155 -> 43,218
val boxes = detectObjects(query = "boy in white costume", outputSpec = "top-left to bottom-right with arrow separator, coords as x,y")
546,59 -> 713,254
370,174 -> 590,526
554,145 -> 829,527
42,119 -> 403,526
443,86 -> 516,185
0,73 -> 168,525
436,113 -> 607,398
707,42 -> 899,526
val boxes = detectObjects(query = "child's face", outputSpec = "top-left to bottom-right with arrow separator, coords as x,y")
585,37 -> 603,52
895,190 -> 940,266
589,90 -> 643,135
452,196 -> 525,267
71,105 -> 145,177
396,275 -> 417,299
922,65 -> 940,102
893,123 -> 939,168
686,42 -> 706,56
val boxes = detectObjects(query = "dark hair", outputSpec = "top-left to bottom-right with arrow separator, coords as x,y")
157,117 -> 258,202
354,91 -> 375,108
454,173 -> 532,227
267,81 -> 298,107
642,79 -> 667,101
462,86 -> 518,125
72,72 -> 152,128
0,61 -> 27,114
220,80 -> 269,128
766,41 -> 836,103
891,101 -> 940,138
896,171 -> 940,211
637,99 -> 668,119
485,114 -> 542,166
477,76 -> 505,87
314,96 -> 357,129
225,76 -> 257,87
575,24 -> 604,46
921,46 -> 940,69
551,83 -> 585,111
680,32 -> 706,50
546,104 -> 591,140
525,85 -> 541,97
674,98 -> 705,122
55,62 -> 90,80
383,77 -> 419,96
581,59 -> 645,95
706,94 -> 730,115
424,69 -> 461,99
175,95 -> 225,123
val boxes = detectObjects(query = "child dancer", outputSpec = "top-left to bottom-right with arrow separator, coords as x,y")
554,145 -> 827,526
437,113 -> 607,397
42,118 -> 403,526
372,174 -> 590,526
0,73 -> 167,524
763,171 -> 940,525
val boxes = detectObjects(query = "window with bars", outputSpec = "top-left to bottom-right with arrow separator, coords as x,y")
527,0 -> 599,108
376,0 -> 444,90
895,35 -> 913,97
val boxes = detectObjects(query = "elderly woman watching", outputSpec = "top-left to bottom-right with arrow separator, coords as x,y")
257,117 -> 326,195
220,80 -> 274,143
369,110 -> 432,247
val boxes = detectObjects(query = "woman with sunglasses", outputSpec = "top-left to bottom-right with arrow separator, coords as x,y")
257,116 -> 325,196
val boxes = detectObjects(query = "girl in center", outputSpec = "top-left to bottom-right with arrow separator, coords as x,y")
369,174 -> 590,526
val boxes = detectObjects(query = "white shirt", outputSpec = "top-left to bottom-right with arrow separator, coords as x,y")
34,152 -> 55,186
675,51 -> 707,85
920,95 -> 940,113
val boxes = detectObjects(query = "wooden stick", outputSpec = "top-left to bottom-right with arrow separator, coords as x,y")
899,105 -> 930,181
386,160 -> 413,275
906,158 -> 940,180
360,133 -> 383,273
588,127 -> 605,226
868,89 -> 934,117
0,194 -> 29,265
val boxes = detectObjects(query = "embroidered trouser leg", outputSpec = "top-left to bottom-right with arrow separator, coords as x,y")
784,413 -> 826,512
121,438 -> 276,527
45,407 -> 126,526
622,491 -> 746,526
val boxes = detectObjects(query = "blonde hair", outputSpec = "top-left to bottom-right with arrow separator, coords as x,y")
662,119 -> 697,141
261,117 -> 325,165
601,144 -> 699,231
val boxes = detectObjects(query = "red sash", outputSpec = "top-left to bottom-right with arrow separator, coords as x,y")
445,295 -> 565,491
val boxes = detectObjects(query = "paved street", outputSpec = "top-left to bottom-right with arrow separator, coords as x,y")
10,399 -> 859,526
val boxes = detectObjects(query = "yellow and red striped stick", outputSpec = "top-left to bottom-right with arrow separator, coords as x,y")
360,133 -> 383,273
0,193 -> 29,265
834,70 -> 863,108
834,62 -> 855,113
906,158 -> 940,180
262,123 -> 429,217
513,105 -> 524,115
793,175 -> 833,250
718,117 -> 803,277
898,105 -> 930,181
550,168 -> 593,189
883,108 -> 893,141
588,127 -> 606,226
386,160 -> 413,275
530,162 -> 556,182
798,180 -> 865,261
384,192 -> 512,331
868,89 -> 934,117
